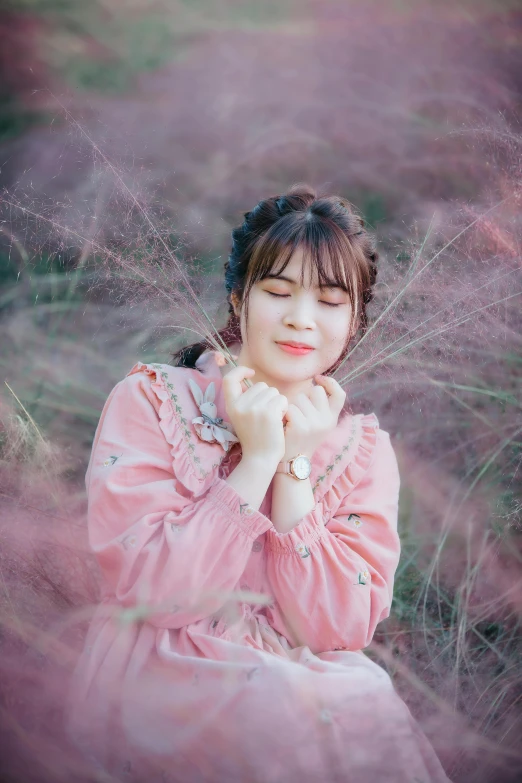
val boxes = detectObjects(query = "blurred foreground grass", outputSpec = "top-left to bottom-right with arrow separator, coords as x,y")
1,0 -> 521,779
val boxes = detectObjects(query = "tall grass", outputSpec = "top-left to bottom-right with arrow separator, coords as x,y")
0,1 -> 521,781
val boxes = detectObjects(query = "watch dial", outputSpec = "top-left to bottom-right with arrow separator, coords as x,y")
294,456 -> 311,479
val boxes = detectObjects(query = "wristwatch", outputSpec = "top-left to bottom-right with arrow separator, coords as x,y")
275,453 -> 312,481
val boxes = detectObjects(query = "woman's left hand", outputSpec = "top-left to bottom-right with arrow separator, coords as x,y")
281,375 -> 347,462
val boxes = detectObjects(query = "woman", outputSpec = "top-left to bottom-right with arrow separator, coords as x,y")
67,185 -> 452,782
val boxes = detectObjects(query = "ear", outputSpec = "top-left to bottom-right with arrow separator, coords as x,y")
188,378 -> 204,407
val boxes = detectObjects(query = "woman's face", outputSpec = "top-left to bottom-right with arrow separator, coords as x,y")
233,247 -> 354,388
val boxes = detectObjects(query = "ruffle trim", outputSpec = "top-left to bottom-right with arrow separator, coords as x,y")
127,362 -> 223,495
319,411 -> 379,514
309,411 -> 379,506
264,412 -> 379,554
126,362 -> 379,522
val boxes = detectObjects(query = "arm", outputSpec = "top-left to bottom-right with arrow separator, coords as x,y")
88,372 -> 275,629
270,472 -> 316,534
263,428 -> 401,654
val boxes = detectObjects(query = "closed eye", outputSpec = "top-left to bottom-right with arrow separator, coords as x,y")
266,291 -> 342,307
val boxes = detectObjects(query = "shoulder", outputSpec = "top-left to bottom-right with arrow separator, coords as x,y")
314,411 -> 400,511
101,361 -> 206,418
113,360 -> 228,493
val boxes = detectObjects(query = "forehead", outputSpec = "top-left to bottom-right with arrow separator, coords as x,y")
266,245 -> 346,288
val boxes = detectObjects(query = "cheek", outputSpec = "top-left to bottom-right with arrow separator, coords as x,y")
323,312 -> 352,349
242,296 -> 279,340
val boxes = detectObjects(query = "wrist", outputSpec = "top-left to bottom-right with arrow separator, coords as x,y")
276,453 -> 313,482
241,453 -> 280,475
281,449 -> 313,463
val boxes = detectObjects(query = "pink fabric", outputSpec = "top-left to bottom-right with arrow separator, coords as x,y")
67,350 -> 452,782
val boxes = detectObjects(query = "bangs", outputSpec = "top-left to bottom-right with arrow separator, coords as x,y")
242,215 -> 365,325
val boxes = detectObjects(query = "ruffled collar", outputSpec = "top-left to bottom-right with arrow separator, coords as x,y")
128,352 -> 379,502
193,349 -> 378,494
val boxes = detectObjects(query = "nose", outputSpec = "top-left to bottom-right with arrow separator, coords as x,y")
282,294 -> 317,331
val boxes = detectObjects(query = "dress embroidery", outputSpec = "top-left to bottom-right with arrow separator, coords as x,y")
102,454 -> 121,467
295,542 -> 311,558
149,364 -> 222,480
354,569 -> 370,585
311,415 -> 358,494
348,513 -> 363,528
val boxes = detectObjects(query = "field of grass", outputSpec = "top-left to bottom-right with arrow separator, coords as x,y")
1,1 -> 521,781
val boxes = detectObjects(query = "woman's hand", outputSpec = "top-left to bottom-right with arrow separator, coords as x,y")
282,375 -> 347,461
222,366 -> 289,465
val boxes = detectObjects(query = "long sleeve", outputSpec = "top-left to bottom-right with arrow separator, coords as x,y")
86,372 -> 273,629
263,427 -> 401,655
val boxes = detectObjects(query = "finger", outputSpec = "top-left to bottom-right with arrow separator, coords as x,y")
307,384 -> 330,412
293,392 -> 318,418
284,403 -> 308,429
222,365 -> 256,405
238,381 -> 273,406
314,375 -> 347,415
241,385 -> 279,411
266,393 -> 289,416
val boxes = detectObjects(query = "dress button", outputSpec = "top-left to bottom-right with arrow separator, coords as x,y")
252,540 -> 263,552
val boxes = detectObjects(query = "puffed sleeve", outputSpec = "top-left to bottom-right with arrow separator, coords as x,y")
86,371 -> 273,629
263,426 -> 401,655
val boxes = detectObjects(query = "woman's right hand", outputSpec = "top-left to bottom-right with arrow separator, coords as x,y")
222,366 -> 288,465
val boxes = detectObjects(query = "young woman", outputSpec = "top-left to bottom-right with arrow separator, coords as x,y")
67,185 -> 452,782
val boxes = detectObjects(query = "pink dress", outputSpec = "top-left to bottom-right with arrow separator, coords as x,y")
67,349 -> 452,783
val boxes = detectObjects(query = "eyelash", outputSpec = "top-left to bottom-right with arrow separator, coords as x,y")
266,291 -> 341,308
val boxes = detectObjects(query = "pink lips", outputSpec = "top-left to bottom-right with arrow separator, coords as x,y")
276,343 -> 314,356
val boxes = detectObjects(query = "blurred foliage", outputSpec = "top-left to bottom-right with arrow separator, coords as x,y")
7,0 -> 296,96
0,97 -> 47,143
0,3 -> 521,777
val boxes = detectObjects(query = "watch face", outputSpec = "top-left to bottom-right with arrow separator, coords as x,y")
293,455 -> 312,480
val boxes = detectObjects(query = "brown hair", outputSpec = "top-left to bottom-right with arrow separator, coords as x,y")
172,183 -> 379,374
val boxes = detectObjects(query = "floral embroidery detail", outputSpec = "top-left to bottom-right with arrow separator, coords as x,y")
102,454 -> 122,467
150,364 -> 221,480
239,503 -> 254,516
295,542 -> 311,558
121,534 -> 137,549
354,569 -> 370,585
348,513 -> 363,528
311,416 -> 358,494
188,377 -> 239,452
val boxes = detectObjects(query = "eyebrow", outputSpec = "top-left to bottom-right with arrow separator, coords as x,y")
263,273 -> 344,290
